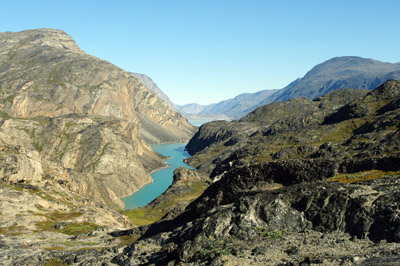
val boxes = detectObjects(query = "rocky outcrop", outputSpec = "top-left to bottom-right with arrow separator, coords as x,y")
102,80 -> 397,265
186,81 -> 400,174
0,115 -> 164,209
104,155 -> 400,265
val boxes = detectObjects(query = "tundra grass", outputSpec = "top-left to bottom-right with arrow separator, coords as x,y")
328,170 -> 400,183
122,181 -> 207,226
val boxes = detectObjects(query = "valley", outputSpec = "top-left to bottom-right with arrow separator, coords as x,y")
122,143 -> 193,209
0,28 -> 399,266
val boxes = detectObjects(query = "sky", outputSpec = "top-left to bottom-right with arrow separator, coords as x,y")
1,0 -> 400,105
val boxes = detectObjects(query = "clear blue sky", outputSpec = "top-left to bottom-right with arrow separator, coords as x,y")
1,0 -> 400,105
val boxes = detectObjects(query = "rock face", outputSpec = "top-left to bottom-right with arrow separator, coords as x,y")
0,29 -> 200,262
0,115 -> 164,209
0,28 -> 198,264
0,29 -> 195,144
130,72 -> 181,113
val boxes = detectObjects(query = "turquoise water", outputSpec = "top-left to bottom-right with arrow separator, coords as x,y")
122,143 -> 193,209
188,119 -> 213,126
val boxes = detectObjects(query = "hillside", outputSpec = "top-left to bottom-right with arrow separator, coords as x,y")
186,80 -> 400,173
129,72 -> 181,113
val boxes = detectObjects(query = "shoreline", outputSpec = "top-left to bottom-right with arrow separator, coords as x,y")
120,158 -> 173,202
121,143 -> 191,209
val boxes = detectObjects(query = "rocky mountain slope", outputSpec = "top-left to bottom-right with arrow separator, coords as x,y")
129,73 -> 181,113
179,56 -> 400,119
0,28 -> 197,262
0,29 -> 195,144
131,73 -> 229,123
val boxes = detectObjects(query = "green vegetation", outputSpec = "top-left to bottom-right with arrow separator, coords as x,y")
328,170 -> 400,183
60,222 -> 99,236
45,240 -> 99,251
255,227 -> 284,239
117,234 -> 141,246
122,181 -> 207,226
32,141 -> 44,152
0,225 -> 27,236
0,110 -> 11,118
34,210 -> 99,235
0,94 -> 16,105
44,259 -> 68,266
200,237 -> 232,259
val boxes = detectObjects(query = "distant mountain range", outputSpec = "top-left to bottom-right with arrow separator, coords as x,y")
179,56 -> 400,120
131,73 -> 231,122
178,89 -> 278,120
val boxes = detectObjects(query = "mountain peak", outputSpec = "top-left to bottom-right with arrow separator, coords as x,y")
0,28 -> 82,54
305,56 -> 399,78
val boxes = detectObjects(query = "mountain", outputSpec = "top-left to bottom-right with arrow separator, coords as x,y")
0,29 -> 195,144
129,72 -> 181,113
0,28 -> 196,233
178,103 -> 205,114
179,89 -> 278,119
131,73 -> 230,123
268,56 -> 400,103
200,89 -> 278,118
2,30 -> 400,265
179,56 -> 400,119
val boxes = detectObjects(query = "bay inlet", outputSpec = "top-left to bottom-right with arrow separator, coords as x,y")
122,143 -> 193,209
